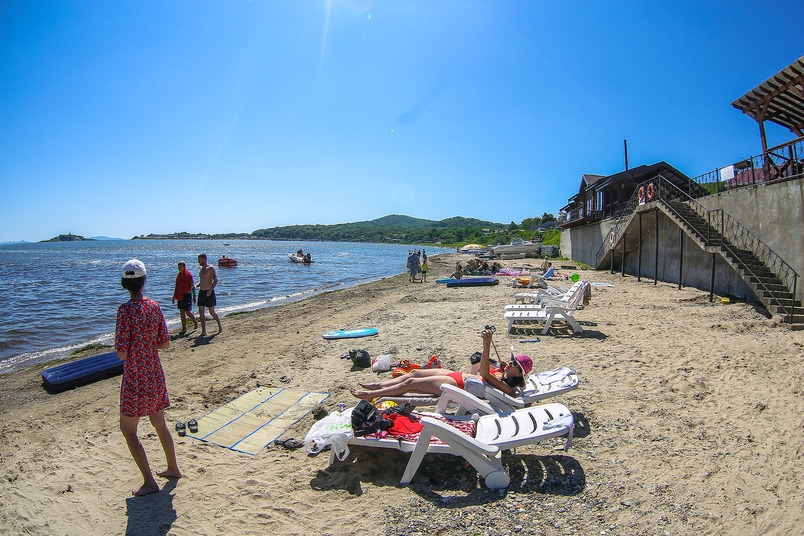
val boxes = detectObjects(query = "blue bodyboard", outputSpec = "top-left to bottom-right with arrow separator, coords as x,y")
41,351 -> 123,393
323,328 -> 379,340
445,277 -> 499,287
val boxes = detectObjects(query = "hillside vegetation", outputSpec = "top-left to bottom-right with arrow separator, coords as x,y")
137,213 -> 559,247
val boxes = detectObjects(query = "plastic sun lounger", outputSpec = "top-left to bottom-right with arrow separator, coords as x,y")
330,385 -> 574,489
505,281 -> 589,334
512,280 -> 582,306
375,367 -> 579,416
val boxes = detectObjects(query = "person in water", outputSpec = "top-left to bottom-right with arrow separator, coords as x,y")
350,327 -> 532,401
115,259 -> 181,496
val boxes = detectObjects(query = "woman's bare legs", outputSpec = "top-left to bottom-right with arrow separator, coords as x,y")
359,368 -> 453,390
351,374 -> 460,401
120,414 -> 160,496
148,410 -> 181,479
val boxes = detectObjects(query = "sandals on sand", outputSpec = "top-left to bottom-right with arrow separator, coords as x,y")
175,421 -> 186,437
273,438 -> 303,449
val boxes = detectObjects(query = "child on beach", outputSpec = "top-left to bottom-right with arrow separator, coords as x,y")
116,259 -> 181,496
350,328 -> 532,401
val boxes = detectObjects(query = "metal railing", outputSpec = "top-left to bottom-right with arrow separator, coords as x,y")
594,174 -> 799,320
707,209 -> 799,318
693,136 -> 804,193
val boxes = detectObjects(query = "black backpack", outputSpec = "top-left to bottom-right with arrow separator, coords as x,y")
351,400 -> 392,436
348,349 -> 371,368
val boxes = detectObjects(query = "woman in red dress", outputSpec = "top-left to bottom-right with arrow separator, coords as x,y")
115,259 -> 181,496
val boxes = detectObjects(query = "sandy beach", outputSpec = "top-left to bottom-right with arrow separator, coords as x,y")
1,253 -> 803,535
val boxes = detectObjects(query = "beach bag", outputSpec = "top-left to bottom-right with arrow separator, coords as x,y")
371,354 -> 392,372
349,349 -> 371,368
304,408 -> 354,461
351,400 -> 392,437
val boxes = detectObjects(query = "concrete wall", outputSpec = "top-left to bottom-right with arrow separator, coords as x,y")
562,177 -> 803,302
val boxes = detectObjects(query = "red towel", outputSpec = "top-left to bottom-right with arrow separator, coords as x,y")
385,413 -> 424,436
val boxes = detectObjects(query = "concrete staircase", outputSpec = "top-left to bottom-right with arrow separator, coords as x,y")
662,200 -> 802,325
596,175 -> 802,327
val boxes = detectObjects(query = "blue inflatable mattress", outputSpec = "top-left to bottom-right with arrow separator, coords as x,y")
445,277 -> 499,287
41,351 -> 123,392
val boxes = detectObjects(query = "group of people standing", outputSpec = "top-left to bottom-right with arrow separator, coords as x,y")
171,254 -> 222,337
114,253 -> 223,496
406,249 -> 428,282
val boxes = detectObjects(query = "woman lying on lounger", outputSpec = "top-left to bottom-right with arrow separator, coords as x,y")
350,328 -> 533,401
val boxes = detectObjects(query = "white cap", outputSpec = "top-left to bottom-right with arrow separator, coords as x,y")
122,259 -> 147,279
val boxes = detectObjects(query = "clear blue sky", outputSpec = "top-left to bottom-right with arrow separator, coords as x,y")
1,1 -> 802,242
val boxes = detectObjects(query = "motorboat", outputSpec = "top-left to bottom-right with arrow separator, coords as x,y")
288,253 -> 314,264
491,238 -> 540,256
458,243 -> 490,255
217,256 -> 238,267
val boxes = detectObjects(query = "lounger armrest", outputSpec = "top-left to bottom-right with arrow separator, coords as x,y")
419,417 -> 499,456
483,386 -> 525,410
436,384 -> 496,416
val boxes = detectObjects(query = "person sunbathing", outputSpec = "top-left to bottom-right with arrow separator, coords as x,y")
350,328 -> 533,401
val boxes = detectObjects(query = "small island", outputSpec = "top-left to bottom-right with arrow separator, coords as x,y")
41,233 -> 94,242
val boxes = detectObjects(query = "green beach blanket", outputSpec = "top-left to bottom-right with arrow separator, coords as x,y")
186,386 -> 329,455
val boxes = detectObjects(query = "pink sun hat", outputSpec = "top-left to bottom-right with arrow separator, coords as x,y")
511,355 -> 533,376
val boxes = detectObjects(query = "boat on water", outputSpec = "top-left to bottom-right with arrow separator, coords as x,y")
288,253 -> 314,264
491,238 -> 540,256
458,243 -> 490,255
217,256 -> 238,267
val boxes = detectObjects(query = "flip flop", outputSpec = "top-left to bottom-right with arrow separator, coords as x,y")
187,419 -> 199,434
175,421 -> 186,437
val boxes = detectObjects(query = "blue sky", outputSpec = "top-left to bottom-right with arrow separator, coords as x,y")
1,1 -> 802,242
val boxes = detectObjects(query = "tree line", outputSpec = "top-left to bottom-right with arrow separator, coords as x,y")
136,213 -> 559,247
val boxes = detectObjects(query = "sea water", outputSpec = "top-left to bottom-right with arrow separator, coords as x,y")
0,240 -> 450,374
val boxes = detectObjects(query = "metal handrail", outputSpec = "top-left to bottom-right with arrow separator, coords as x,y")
594,174 -> 799,320
707,209 -> 799,318
594,174 -> 706,266
692,136 -> 804,193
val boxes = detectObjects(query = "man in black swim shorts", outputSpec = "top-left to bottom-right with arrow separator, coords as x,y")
172,261 -> 198,334
197,254 -> 222,336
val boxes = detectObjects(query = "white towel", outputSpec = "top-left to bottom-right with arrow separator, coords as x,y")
535,367 -> 575,384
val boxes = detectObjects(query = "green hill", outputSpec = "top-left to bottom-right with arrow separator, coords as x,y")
251,215 -> 504,244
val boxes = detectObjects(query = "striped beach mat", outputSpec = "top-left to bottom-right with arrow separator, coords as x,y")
186,386 -> 329,455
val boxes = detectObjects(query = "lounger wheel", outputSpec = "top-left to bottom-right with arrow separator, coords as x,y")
483,470 -> 510,489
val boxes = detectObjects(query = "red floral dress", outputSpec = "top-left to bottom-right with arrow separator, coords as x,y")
115,297 -> 170,417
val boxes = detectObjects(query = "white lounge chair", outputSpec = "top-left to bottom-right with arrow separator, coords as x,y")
481,367 -> 579,414
375,366 -> 579,415
505,281 -> 588,334
329,385 -> 574,489
512,280 -> 581,306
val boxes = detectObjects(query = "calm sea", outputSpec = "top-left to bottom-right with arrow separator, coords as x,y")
0,240 -> 451,374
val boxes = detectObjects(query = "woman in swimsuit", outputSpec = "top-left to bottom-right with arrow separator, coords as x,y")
350,328 -> 532,401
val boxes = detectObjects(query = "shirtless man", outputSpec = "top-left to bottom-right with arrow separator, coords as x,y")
196,254 -> 222,336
